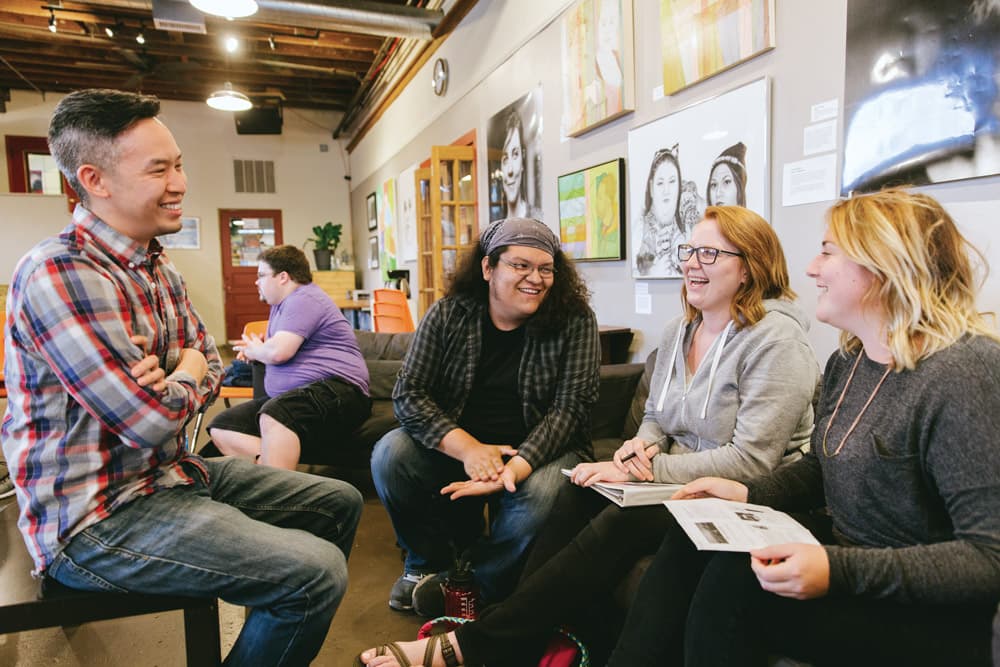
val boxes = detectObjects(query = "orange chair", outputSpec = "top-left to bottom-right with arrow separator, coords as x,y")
219,320 -> 268,406
372,289 -> 414,333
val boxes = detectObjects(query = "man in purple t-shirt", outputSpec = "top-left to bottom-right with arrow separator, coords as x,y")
208,245 -> 371,468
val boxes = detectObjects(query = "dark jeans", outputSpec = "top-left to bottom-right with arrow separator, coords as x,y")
609,515 -> 997,667
454,481 -> 676,667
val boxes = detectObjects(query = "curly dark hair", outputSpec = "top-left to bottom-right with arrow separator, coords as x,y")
448,243 -> 592,334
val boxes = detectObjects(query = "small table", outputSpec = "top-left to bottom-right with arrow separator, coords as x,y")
598,326 -> 634,365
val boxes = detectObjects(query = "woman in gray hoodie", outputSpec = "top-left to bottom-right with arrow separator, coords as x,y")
357,206 -> 820,667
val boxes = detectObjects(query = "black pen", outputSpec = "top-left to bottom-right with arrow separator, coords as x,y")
619,438 -> 666,463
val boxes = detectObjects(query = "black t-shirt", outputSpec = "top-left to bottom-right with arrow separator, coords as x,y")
458,313 -> 528,445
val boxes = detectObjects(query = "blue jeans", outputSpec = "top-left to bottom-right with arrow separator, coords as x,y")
370,428 -> 579,602
47,457 -> 363,666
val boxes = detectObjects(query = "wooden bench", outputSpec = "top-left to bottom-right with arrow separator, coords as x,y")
0,500 -> 222,666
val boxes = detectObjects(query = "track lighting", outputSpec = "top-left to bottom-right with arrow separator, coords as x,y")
136,23 -> 146,45
48,10 -> 57,33
268,34 -> 276,51
105,25 -> 115,38
224,35 -> 239,53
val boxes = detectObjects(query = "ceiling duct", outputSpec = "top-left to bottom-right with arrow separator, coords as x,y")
93,0 -> 442,40
152,0 -> 207,34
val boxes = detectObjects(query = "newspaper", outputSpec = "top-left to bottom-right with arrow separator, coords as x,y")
664,498 -> 819,552
561,469 -> 683,508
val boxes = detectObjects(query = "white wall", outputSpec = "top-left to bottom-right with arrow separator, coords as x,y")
347,0 -> 1000,363
0,90 -> 354,342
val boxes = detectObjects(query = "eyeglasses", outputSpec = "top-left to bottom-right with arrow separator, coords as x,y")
677,244 -> 743,265
498,258 -> 556,278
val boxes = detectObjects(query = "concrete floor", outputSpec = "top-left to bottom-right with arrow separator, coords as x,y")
0,394 -> 425,666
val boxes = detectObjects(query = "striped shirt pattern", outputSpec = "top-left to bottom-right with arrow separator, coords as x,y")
1,206 -> 223,574
392,295 -> 600,469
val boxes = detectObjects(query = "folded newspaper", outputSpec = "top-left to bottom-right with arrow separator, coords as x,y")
560,469 -> 683,507
664,498 -> 819,551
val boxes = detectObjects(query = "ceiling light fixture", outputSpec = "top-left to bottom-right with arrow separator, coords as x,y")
224,35 -> 239,53
206,82 -> 253,111
104,25 -> 115,38
48,10 -> 57,33
136,23 -> 146,45
268,34 -> 276,51
189,0 -> 259,19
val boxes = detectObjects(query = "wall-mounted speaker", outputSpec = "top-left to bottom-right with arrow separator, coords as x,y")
234,106 -> 283,135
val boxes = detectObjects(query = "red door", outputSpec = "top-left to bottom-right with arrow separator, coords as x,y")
219,209 -> 283,341
4,135 -> 80,211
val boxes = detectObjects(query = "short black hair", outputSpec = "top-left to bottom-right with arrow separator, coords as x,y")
259,245 -> 313,284
48,89 -> 161,204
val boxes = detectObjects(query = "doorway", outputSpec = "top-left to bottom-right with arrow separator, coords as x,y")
4,135 -> 80,211
219,208 -> 283,341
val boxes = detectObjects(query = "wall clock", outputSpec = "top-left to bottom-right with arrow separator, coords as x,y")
432,58 -> 449,97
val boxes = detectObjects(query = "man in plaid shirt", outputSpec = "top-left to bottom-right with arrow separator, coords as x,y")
371,217 -> 600,615
1,89 -> 362,665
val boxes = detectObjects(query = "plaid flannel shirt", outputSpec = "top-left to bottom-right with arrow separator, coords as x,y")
1,206 -> 223,575
392,295 -> 600,469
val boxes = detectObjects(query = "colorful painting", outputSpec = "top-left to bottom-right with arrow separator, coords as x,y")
558,158 -> 625,261
659,0 -> 775,95
561,0 -> 635,137
627,78 -> 770,279
377,177 -> 397,282
842,0 -> 1000,194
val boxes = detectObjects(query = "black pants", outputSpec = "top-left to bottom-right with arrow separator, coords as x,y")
454,482 -> 675,667
608,515 -> 998,667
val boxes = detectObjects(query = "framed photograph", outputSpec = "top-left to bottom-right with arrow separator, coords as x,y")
627,77 -> 770,279
561,0 -> 635,137
366,192 -> 378,231
159,216 -> 200,249
368,235 -> 380,269
659,0 -> 775,95
558,158 -> 625,261
486,87 -> 543,222
842,0 -> 1000,194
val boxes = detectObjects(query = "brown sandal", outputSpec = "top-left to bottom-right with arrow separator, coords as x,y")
422,632 -> 460,667
353,642 -> 412,666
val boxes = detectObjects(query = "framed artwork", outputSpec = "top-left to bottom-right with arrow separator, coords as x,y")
368,235 -> 380,269
627,77 -> 770,279
159,216 -> 200,249
842,0 -> 1000,194
378,177 -> 398,281
366,192 -> 378,230
558,158 -> 625,261
397,162 -> 419,263
486,87 -> 544,222
561,0 -> 635,137
659,0 -> 775,95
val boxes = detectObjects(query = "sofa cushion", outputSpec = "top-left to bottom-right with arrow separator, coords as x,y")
354,330 -> 414,360
591,362 -> 645,441
366,359 -> 403,400
622,348 -> 658,440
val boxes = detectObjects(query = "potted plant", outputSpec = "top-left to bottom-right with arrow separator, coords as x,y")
306,221 -> 342,271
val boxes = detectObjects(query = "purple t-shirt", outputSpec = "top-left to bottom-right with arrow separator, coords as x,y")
264,282 -> 370,397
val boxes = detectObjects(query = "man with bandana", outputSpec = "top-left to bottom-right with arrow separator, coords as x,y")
371,217 -> 600,615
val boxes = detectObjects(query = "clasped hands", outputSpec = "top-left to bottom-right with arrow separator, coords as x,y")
440,443 -> 529,500
232,332 -> 265,362
674,476 -> 830,600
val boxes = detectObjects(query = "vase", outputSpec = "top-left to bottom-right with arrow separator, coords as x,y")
313,249 -> 332,271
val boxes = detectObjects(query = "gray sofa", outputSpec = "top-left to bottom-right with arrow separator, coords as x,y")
283,329 -> 651,471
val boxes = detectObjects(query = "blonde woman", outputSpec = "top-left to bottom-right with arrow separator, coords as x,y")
611,188 -> 1000,666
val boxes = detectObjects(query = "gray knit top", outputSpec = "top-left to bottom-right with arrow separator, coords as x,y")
748,335 -> 1000,604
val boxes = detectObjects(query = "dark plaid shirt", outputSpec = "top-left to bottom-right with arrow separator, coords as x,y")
392,295 -> 600,469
